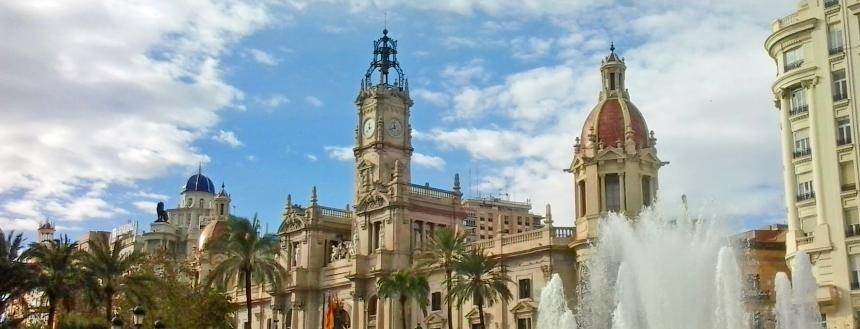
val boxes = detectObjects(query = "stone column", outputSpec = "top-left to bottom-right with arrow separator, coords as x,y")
619,172 -> 627,213
778,90 -> 800,231
805,80 -> 827,225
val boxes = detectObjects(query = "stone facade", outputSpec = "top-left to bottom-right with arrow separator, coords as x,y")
766,0 -> 860,327
733,225 -> 789,329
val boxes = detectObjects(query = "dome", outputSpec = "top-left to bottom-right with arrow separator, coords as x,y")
184,173 -> 215,194
580,98 -> 650,148
198,220 -> 228,250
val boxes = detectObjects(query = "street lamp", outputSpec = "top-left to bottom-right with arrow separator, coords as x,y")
271,303 -> 281,329
153,320 -> 166,329
110,314 -> 123,329
131,305 -> 146,328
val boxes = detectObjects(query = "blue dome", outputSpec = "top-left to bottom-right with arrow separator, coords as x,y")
184,173 -> 215,194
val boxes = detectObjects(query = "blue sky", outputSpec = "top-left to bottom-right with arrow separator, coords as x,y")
0,0 -> 797,240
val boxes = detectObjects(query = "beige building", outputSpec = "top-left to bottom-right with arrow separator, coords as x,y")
566,44 -> 662,270
462,197 -> 543,241
733,225 -> 789,329
766,0 -> 860,327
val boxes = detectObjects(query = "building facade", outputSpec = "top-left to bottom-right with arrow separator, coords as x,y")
733,225 -> 790,329
766,0 -> 860,327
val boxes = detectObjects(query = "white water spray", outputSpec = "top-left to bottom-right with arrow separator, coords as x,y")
773,251 -> 821,329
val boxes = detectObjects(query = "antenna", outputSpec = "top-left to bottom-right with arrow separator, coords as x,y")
384,11 -> 388,30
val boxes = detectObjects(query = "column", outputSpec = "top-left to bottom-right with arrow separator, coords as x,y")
779,91 -> 800,231
599,173 -> 606,212
805,80 -> 827,225
619,172 -> 627,212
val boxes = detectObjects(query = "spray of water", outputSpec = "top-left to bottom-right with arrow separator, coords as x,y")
773,251 -> 821,329
537,206 -> 750,329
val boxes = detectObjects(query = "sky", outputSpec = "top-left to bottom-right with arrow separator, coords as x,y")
0,0 -> 798,240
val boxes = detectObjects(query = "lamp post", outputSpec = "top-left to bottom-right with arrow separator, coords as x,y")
153,320 -> 166,329
131,305 -> 146,328
110,314 -> 124,329
271,302 -> 281,329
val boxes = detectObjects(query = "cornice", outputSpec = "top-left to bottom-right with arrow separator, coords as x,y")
765,17 -> 817,57
772,66 -> 818,95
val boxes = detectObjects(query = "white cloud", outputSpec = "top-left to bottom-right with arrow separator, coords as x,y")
212,130 -> 243,148
243,48 -> 281,66
412,89 -> 449,107
130,191 -> 169,200
133,201 -> 158,213
306,154 -> 318,161
441,60 -> 490,86
413,153 -> 446,170
324,146 -> 354,161
257,94 -> 290,110
305,96 -> 324,108
511,37 -> 555,61
0,1 -> 275,226
247,155 -> 258,162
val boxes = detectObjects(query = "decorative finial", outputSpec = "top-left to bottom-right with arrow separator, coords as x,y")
453,173 -> 461,192
311,186 -> 318,205
545,203 -> 553,224
198,162 -> 202,175
610,41 -> 615,53
286,194 -> 292,211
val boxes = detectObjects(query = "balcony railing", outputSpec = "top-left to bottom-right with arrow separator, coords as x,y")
793,148 -> 812,158
843,183 -> 857,192
797,234 -> 814,245
789,105 -> 809,116
834,92 -> 848,101
784,60 -> 803,72
825,0 -> 840,8
851,281 -> 860,290
829,46 -> 845,55
796,192 -> 816,201
847,224 -> 860,237
837,136 -> 852,146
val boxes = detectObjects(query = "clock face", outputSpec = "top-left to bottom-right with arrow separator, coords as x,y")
387,119 -> 403,136
363,119 -> 376,137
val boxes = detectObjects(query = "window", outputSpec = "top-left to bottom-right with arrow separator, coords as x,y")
431,292 -> 442,311
518,278 -> 532,299
479,217 -> 484,221
578,181 -> 587,217
642,176 -> 652,207
837,118 -> 852,145
219,203 -> 224,215
368,296 -> 378,316
833,70 -> 848,101
797,181 -> 815,201
472,324 -> 484,329
845,208 -> 860,237
605,174 -> 621,212
841,162 -> 856,191
794,135 -> 811,158
783,47 -> 803,72
825,0 -> 839,8
609,72 -> 616,90
790,88 -> 808,116
829,26 -> 844,55
517,318 -> 532,329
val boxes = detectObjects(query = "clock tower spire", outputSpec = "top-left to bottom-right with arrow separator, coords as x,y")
354,29 -> 413,202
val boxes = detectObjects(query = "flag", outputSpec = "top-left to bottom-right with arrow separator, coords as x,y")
324,296 -> 336,329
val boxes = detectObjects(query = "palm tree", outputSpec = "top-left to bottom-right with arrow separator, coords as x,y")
415,228 -> 468,329
23,235 -> 79,329
0,230 -> 33,326
77,234 -> 152,322
377,270 -> 430,329
203,215 -> 286,329
447,248 -> 512,329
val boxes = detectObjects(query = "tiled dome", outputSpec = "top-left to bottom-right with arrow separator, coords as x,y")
580,98 -> 650,148
184,173 -> 215,194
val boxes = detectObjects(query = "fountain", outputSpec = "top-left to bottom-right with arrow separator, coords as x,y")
537,207 -> 753,329
773,251 -> 821,329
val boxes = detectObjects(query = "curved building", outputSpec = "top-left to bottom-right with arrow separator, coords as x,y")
766,0 -> 858,326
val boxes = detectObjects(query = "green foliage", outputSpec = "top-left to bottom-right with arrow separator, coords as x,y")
77,235 -> 154,321
377,270 -> 430,329
23,235 -> 80,328
447,248 -> 513,329
56,313 -> 109,329
0,230 -> 34,326
204,214 -> 286,329
415,228 -> 469,329
129,252 -> 235,329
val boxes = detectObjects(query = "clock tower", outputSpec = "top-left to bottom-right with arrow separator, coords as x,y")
353,29 -> 413,202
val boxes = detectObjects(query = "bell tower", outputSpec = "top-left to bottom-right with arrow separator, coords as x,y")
353,29 -> 413,202
567,44 -> 663,262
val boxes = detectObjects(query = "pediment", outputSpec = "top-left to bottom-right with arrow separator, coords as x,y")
464,307 -> 492,321
596,147 -> 625,160
425,311 -> 445,325
357,190 -> 389,212
509,299 -> 537,314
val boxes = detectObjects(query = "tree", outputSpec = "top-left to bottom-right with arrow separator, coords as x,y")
377,270 -> 429,329
447,248 -> 512,329
0,230 -> 33,327
415,228 -> 468,329
24,235 -> 79,329
204,215 -> 286,329
77,235 -> 153,322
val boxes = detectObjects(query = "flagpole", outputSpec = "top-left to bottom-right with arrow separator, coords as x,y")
321,293 -> 327,329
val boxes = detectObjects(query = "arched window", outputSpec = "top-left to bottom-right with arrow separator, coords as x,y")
367,296 -> 378,316
199,198 -> 205,208
219,203 -> 225,215
187,198 -> 193,207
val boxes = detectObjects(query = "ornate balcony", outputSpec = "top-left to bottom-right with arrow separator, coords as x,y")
829,46 -> 845,55
793,148 -> 812,158
789,105 -> 809,116
784,60 -> 803,72
796,192 -> 815,201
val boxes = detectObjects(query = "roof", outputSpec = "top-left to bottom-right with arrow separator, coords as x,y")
198,220 -> 228,251
580,98 -> 650,148
184,173 -> 215,194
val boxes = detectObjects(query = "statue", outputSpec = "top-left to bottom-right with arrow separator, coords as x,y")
330,244 -> 339,263
378,228 -> 385,249
155,202 -> 169,223
292,244 -> 300,267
